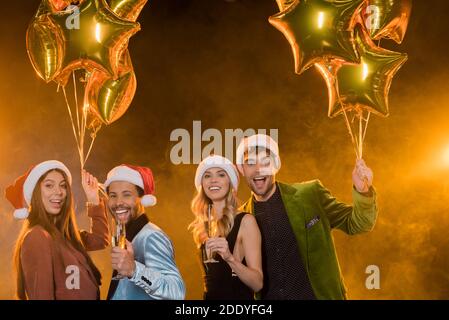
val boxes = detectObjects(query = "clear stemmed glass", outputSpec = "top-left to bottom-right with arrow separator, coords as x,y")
111,219 -> 126,280
203,204 -> 219,264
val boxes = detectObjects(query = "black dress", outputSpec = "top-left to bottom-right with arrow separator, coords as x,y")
201,212 -> 254,300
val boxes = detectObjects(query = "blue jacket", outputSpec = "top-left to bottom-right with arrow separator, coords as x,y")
111,222 -> 185,300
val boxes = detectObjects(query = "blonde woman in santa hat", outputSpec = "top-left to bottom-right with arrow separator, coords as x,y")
189,155 -> 263,300
5,160 -> 109,300
103,164 -> 185,300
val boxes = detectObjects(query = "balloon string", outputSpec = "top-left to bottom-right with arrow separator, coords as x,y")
80,72 -> 90,169
80,109 -> 85,168
362,111 -> 371,142
81,78 -> 87,168
72,72 -> 81,137
358,110 -> 371,160
83,127 -> 99,167
82,104 -> 87,152
80,71 -> 101,168
62,85 -> 83,167
75,72 -> 86,168
98,182 -> 108,199
359,111 -> 363,159
62,74 -> 100,171
360,109 -> 371,188
341,106 -> 360,159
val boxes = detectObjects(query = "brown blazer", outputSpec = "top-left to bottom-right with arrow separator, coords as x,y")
20,202 -> 110,300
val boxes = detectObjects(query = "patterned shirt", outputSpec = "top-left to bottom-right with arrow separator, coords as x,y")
254,184 -> 316,300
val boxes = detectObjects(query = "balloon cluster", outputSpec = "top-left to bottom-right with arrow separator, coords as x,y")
26,0 -> 147,167
270,0 -> 411,158
27,0 -> 147,125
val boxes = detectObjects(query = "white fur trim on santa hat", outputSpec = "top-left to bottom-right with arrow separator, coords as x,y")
104,166 -> 144,190
236,134 -> 281,175
23,160 -> 72,206
195,155 -> 239,192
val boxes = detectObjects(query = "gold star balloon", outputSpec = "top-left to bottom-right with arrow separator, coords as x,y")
83,0 -> 147,125
26,0 -> 140,85
269,0 -> 365,75
26,1 -> 64,83
85,49 -> 136,125
275,0 -> 296,11
108,0 -> 148,21
48,0 -> 73,11
45,0 -> 150,19
361,0 -> 412,44
49,0 -> 140,85
315,25 -> 408,118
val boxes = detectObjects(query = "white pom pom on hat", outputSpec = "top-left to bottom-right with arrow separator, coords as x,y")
141,194 -> 157,207
194,155 -> 239,192
13,208 -> 31,220
104,164 -> 157,207
5,160 -> 72,220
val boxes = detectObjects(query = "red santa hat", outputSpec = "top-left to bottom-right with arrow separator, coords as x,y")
5,160 -> 72,220
104,164 -> 157,207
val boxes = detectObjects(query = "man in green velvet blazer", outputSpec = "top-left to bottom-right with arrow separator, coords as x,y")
236,134 -> 378,300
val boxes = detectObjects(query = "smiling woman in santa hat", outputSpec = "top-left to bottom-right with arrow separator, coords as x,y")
5,160 -> 109,300
189,155 -> 263,300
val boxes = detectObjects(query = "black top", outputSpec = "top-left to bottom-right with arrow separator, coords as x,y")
201,212 -> 254,300
254,184 -> 316,300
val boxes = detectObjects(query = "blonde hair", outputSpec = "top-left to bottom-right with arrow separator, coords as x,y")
189,186 -> 239,248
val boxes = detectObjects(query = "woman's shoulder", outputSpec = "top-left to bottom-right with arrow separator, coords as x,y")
236,212 -> 257,226
20,226 -> 55,264
235,211 -> 251,217
23,226 -> 52,246
235,213 -> 260,241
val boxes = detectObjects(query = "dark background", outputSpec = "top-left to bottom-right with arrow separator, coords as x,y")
1,0 -> 449,299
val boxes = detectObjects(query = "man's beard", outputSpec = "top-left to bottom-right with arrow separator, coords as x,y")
112,204 -> 138,224
252,176 -> 275,198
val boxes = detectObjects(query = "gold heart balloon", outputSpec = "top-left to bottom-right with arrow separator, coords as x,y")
315,25 -> 408,118
269,0 -> 365,74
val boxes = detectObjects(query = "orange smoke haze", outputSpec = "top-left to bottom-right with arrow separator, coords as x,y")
0,0 -> 448,299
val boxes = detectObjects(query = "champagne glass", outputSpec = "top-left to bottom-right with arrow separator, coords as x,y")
203,204 -> 219,264
111,219 -> 126,280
